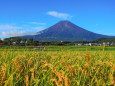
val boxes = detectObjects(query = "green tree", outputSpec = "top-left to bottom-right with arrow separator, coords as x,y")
21,38 -> 27,46
3,38 -> 11,45
27,38 -> 34,45
0,38 -> 3,43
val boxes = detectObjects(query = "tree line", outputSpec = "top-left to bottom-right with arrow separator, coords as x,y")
0,37 -> 115,46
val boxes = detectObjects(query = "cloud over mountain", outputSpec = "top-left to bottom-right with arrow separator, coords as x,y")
47,11 -> 72,19
29,22 -> 46,25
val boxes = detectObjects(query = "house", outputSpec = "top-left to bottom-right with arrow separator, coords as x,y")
75,43 -> 83,46
33,46 -> 45,49
110,42 -> 115,46
103,42 -> 110,46
12,42 -> 17,45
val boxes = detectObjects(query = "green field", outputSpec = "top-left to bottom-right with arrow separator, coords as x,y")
1,46 -> 115,51
0,46 -> 115,86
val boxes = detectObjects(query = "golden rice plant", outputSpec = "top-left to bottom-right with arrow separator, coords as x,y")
0,46 -> 115,86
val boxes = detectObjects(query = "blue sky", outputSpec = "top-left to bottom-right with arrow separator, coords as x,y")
0,0 -> 115,38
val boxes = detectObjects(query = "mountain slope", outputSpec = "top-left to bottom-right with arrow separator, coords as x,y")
21,21 -> 113,41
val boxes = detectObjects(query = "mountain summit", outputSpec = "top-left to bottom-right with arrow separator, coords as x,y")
22,21 -> 112,41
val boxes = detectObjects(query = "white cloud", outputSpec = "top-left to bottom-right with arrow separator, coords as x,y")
47,11 -> 72,19
30,22 -> 46,25
0,25 -> 22,31
33,27 -> 45,30
0,31 -> 25,37
0,24 -> 46,38
0,30 -> 36,37
89,24 -> 99,27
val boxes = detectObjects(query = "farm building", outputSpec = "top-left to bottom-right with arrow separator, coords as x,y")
33,46 -> 45,49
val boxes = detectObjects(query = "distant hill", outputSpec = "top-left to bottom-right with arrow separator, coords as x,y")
94,38 -> 115,42
21,21 -> 113,41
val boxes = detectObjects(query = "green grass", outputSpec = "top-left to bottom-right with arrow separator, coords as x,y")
1,45 -> 115,51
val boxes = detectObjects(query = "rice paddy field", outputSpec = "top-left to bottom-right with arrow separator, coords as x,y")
0,46 -> 115,86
